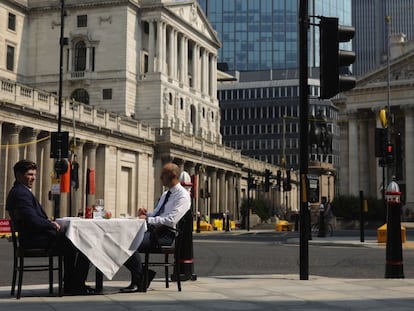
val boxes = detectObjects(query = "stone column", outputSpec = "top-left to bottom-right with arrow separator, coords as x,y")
348,117 -> 359,195
192,43 -> 199,89
156,20 -> 163,72
227,172 -> 234,217
201,49 -> 207,94
85,47 -> 90,71
218,170 -> 226,212
405,109 -> 414,206
209,167 -> 217,214
148,20 -> 155,72
168,27 -> 175,78
25,128 -> 39,163
233,173 -> 241,219
6,125 -> 22,194
173,30 -> 178,80
39,132 -> 53,216
211,55 -> 217,96
358,119 -> 369,195
183,37 -> 188,85
179,34 -> 185,83
209,53 -> 214,97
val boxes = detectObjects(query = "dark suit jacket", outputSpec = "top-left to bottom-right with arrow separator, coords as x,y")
6,182 -> 57,249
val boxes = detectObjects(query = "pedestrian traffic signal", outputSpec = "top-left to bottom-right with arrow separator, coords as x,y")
264,169 -> 271,192
319,17 -> 356,99
375,128 -> 387,158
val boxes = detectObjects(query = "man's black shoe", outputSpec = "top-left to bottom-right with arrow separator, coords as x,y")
119,283 -> 141,293
64,285 -> 96,296
146,269 -> 156,288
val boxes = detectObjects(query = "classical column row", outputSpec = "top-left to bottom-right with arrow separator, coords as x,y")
0,123 -> 99,218
177,160 -> 241,221
145,19 -> 217,97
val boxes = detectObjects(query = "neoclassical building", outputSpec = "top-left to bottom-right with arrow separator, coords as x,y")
338,34 -> 414,213
0,0 -> 296,222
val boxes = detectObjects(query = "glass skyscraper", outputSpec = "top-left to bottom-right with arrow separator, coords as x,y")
352,0 -> 414,76
197,0 -> 352,169
198,0 -> 352,71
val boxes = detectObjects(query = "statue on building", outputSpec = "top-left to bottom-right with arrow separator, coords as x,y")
309,110 -> 332,157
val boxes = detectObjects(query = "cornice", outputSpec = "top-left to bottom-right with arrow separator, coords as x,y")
28,0 -> 139,12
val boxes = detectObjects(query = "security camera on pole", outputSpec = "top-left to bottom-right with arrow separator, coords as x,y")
384,180 -> 404,278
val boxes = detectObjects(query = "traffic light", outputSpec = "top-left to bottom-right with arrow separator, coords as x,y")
284,169 -> 292,192
385,143 -> 393,165
264,169 -> 271,192
276,170 -> 281,188
375,128 -> 387,158
319,17 -> 356,99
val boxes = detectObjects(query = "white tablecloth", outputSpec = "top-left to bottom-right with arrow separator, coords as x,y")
56,217 -> 147,280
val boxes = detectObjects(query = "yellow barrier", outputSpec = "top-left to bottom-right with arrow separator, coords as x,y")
193,221 -> 213,231
213,219 -> 224,231
377,224 -> 406,243
276,220 -> 293,232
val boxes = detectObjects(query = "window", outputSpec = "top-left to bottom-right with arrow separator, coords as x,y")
74,41 -> 87,71
6,45 -> 15,71
77,15 -> 87,28
102,89 -> 112,100
8,13 -> 16,31
71,88 -> 89,105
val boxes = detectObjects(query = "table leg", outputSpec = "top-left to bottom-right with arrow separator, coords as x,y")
96,268 -> 103,292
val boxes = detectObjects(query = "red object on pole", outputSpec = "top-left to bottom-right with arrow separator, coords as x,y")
60,161 -> 71,193
87,168 -> 95,194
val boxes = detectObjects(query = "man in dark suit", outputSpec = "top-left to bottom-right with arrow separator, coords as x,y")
6,159 -> 93,295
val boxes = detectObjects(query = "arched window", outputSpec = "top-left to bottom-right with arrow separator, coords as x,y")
74,41 -> 87,71
71,88 -> 89,105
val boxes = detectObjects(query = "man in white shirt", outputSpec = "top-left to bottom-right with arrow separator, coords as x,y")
121,162 -> 191,293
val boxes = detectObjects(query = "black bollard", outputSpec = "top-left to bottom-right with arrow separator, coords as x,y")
196,211 -> 201,233
385,181 -> 404,278
225,211 -> 230,232
173,210 -> 197,281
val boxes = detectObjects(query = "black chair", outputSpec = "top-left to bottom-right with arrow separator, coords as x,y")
141,217 -> 186,292
9,214 -> 63,299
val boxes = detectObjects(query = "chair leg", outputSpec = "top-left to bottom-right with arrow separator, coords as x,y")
58,255 -> 63,297
143,253 -> 149,293
49,256 -> 54,294
164,254 -> 169,288
175,252 -> 181,292
11,256 -> 17,296
16,256 -> 24,299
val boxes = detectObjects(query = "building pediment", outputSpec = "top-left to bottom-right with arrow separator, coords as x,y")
355,48 -> 414,88
164,1 -> 221,48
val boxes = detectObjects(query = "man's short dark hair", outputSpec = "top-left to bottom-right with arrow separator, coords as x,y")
13,160 -> 37,177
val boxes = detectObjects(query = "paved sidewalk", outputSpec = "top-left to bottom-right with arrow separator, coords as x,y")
1,274 -> 414,310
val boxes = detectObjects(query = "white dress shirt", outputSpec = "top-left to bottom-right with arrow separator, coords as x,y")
146,183 -> 191,228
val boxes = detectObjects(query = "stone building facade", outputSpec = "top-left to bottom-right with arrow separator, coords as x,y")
338,35 -> 414,215
0,0 -> 295,223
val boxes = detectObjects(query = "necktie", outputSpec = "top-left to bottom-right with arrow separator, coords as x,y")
155,190 -> 171,216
